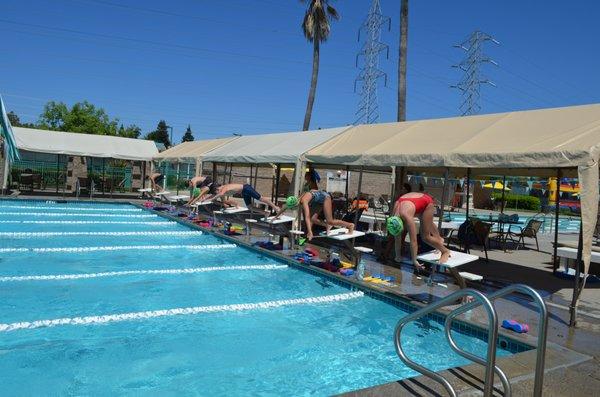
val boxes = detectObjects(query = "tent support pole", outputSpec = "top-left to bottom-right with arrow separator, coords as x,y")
249,164 -> 253,186
344,166 -> 350,199
176,162 -> 181,195
55,154 -> 60,195
389,166 -> 396,207
254,164 -> 259,188
101,158 -> 106,195
465,169 -> 471,219
438,169 -> 450,231
570,226 -> 584,326
353,167 -> 364,228
500,175 -> 507,213
553,169 -> 562,273
274,165 -> 281,204
212,163 -> 217,182
228,163 -> 233,184
394,166 -> 406,200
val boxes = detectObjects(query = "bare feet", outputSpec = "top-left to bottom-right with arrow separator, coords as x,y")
440,250 -> 451,264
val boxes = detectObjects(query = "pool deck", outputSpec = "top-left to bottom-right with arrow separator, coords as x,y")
4,195 -> 599,396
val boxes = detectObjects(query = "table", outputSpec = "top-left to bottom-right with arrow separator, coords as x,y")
556,247 -> 600,273
417,250 -> 481,288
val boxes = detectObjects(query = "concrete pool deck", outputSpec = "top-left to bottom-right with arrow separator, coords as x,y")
4,195 -> 599,396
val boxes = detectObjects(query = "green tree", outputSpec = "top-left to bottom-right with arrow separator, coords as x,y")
182,125 -> 194,142
145,120 -> 171,148
7,111 -> 20,126
301,0 -> 339,131
6,111 -> 36,128
38,101 -> 125,135
38,101 -> 69,130
118,124 -> 142,139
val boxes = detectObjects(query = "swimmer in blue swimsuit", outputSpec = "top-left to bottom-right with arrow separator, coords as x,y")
208,183 -> 279,212
275,190 -> 355,240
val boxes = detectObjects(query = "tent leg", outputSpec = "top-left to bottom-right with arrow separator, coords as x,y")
142,161 -> 147,189
500,175 -> 507,213
438,169 -> 450,230
465,169 -> 471,219
553,169 -> 562,273
353,167 -> 364,228
274,165 -> 281,204
344,165 -> 350,199
389,166 -> 396,207
56,154 -> 60,195
228,163 -> 233,184
569,226 -> 584,326
253,164 -> 258,188
176,162 -> 180,195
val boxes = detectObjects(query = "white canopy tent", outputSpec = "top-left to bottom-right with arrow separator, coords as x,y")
306,104 -> 600,326
13,127 -> 159,161
202,126 -> 352,197
153,136 -> 239,177
202,126 -> 351,165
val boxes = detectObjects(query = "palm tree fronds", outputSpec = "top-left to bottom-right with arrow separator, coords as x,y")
301,0 -> 338,42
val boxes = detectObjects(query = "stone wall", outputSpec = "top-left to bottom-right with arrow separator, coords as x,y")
66,156 -> 88,193
131,161 -> 144,190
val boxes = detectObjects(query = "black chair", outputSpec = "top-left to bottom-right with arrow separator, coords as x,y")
506,219 -> 543,251
452,219 -> 491,261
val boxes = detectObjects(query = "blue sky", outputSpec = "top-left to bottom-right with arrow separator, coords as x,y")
2,0 -> 599,142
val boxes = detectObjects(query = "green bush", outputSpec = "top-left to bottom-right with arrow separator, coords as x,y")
492,193 -> 541,211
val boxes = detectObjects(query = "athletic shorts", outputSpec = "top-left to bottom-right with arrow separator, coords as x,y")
241,184 -> 261,206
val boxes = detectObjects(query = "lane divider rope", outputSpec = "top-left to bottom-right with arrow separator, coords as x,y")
0,264 -> 288,282
0,220 -> 175,225
0,205 -> 142,212
0,291 -> 364,332
0,231 -> 202,238
0,244 -> 236,253
0,212 -> 156,218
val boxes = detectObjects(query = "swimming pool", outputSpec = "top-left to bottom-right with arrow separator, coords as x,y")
0,199 -> 521,395
446,213 -> 581,234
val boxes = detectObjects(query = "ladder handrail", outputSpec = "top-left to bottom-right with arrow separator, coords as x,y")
445,284 -> 548,397
443,316 -> 512,396
394,288 -> 499,397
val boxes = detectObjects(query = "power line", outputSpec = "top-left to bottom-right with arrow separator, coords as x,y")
354,0 -> 390,124
451,31 -> 499,115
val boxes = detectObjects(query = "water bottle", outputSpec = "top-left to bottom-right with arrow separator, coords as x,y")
357,259 -> 366,281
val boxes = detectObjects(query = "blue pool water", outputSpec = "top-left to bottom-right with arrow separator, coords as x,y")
0,199 -> 515,396
446,213 -> 580,234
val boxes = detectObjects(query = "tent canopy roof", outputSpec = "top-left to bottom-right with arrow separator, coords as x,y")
14,127 -> 158,161
154,137 -> 239,162
202,126 -> 351,164
306,104 -> 600,169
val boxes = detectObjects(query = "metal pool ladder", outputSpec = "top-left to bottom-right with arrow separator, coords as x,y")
394,284 -> 548,397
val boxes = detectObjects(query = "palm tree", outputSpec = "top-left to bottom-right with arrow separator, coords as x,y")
397,0 -> 408,122
301,0 -> 339,131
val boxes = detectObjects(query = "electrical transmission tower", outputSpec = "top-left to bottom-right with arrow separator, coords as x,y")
451,31 -> 499,116
354,0 -> 390,124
